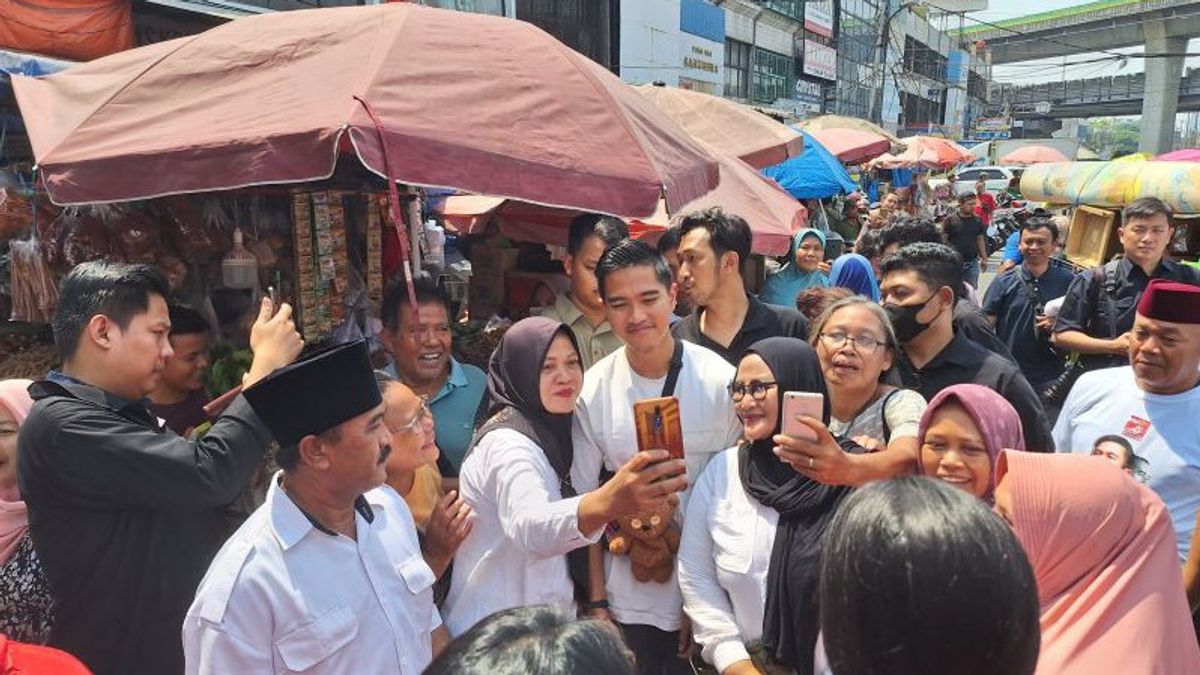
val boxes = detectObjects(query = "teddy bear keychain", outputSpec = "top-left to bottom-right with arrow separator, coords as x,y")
607,493 -> 682,584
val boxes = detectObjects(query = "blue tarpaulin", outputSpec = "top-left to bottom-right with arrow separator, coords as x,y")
0,49 -> 72,79
762,131 -> 857,200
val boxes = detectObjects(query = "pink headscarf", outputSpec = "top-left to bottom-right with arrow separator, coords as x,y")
0,380 -> 33,566
997,452 -> 1200,675
916,384 -> 1025,503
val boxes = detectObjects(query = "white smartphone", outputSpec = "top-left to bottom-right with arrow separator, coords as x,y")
782,391 -> 824,442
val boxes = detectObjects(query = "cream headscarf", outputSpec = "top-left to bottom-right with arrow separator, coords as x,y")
0,380 -> 34,566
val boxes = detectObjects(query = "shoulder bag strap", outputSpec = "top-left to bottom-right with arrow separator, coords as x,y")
661,339 -> 684,398
878,388 -> 903,446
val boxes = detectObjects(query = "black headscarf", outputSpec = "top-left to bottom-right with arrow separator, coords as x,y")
737,337 -> 859,673
468,317 -> 589,599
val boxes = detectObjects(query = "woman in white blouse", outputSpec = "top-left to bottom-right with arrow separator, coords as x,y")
679,338 -> 857,675
778,296 -> 926,487
443,317 -> 686,636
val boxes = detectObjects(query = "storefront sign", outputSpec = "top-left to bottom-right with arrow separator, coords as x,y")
802,41 -> 837,82
975,117 -> 1012,132
804,0 -> 835,38
793,78 -> 824,111
679,32 -> 723,94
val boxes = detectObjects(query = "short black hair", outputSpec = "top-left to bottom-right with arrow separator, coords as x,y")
959,192 -> 978,204
856,228 -> 884,261
53,262 -> 171,361
1122,196 -> 1174,227
880,243 -> 963,295
167,304 -> 210,338
879,217 -> 941,251
1093,434 -> 1133,454
655,226 -> 682,255
595,239 -> 674,300
820,477 -> 1041,675
1020,216 -> 1060,243
567,213 -> 628,257
381,275 -> 451,331
276,425 -> 342,472
677,207 -> 752,271
424,606 -> 636,675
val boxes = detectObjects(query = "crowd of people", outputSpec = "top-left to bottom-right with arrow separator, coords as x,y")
0,197 -> 1198,675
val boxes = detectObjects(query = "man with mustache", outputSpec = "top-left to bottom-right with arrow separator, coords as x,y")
184,340 -> 445,674
1053,279 -> 1200,563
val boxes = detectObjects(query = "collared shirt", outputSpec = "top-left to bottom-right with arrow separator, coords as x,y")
385,357 -> 486,476
953,299 -> 1015,361
571,342 -> 742,631
444,428 -> 603,636
1054,256 -> 1200,367
984,262 -> 1076,388
535,292 -> 623,372
183,476 -> 439,675
17,375 -> 273,675
893,333 -> 1055,453
671,294 -> 810,366
678,447 -> 778,673
1052,367 -> 1200,561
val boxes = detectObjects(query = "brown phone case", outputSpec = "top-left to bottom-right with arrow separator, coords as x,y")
633,396 -> 684,460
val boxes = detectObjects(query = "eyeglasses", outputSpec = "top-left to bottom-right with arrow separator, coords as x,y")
727,380 -> 777,402
392,401 -> 431,436
818,331 -> 884,353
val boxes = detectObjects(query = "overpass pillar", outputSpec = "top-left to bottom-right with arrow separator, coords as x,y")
1140,20 -> 1187,154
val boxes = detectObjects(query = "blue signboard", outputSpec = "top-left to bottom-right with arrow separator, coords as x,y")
680,0 -> 725,43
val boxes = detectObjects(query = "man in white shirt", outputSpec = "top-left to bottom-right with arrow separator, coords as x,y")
572,240 -> 742,675
183,340 -> 445,674
1054,279 -> 1200,561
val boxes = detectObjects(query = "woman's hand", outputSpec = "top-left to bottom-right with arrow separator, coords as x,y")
773,416 -> 863,487
423,490 -> 474,577
578,450 -> 687,534
851,434 -> 885,453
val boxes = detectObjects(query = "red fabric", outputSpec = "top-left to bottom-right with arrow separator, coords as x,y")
0,0 -> 132,61
0,635 -> 92,674
1137,278 -> 1200,324
13,4 -> 717,213
974,192 -> 996,226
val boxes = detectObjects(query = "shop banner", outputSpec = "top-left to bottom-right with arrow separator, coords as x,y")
793,78 -> 824,110
802,41 -> 837,82
804,0 -> 835,38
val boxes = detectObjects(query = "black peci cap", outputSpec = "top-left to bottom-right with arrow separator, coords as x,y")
243,339 -> 382,446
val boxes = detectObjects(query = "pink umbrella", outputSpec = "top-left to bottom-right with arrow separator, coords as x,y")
634,83 -> 803,169
1156,148 -> 1200,162
869,136 -> 972,169
806,128 -> 892,165
441,146 -> 806,255
1000,145 -> 1071,165
13,4 -> 718,216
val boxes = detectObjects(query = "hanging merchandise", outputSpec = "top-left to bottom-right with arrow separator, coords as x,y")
221,228 -> 259,290
366,196 -> 384,315
8,237 -> 58,323
423,218 -> 445,273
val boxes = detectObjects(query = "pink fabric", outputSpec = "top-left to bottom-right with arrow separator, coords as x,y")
0,380 -> 32,567
807,128 -> 891,165
916,384 -> 1025,502
997,452 -> 1200,675
1000,145 -> 1071,165
13,4 -> 717,215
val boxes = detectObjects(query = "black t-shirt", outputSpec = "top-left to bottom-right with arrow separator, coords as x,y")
943,213 -> 986,263
893,332 -> 1054,453
672,294 -> 809,366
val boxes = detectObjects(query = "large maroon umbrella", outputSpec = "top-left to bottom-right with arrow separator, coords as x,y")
13,4 -> 718,216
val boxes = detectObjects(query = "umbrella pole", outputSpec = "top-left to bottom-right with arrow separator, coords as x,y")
354,96 -> 419,317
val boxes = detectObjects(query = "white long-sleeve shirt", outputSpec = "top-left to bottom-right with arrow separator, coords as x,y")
571,342 -> 742,631
442,428 -> 603,636
678,447 -> 780,673
183,475 -> 439,675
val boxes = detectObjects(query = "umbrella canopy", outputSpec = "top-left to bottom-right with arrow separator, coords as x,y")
13,4 -> 718,215
795,114 -> 902,145
763,131 -> 857,200
1000,145 -> 1070,165
443,147 -> 806,255
634,83 -> 803,169
868,136 -> 972,170
805,128 -> 891,165
1156,148 -> 1200,162
1020,160 -> 1200,212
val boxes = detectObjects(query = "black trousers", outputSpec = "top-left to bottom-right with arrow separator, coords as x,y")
617,621 -> 694,675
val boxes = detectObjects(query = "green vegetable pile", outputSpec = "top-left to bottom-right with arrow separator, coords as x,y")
207,345 -> 254,399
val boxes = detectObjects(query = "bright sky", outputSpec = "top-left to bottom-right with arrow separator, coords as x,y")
946,0 -> 1200,84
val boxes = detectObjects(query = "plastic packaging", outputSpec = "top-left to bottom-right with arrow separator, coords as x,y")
221,227 -> 259,289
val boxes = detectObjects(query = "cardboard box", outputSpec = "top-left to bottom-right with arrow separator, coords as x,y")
1065,205 -> 1119,269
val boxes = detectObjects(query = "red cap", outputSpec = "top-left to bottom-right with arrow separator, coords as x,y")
1137,278 -> 1200,324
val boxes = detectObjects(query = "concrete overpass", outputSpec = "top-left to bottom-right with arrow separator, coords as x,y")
957,0 -> 1200,153
1000,68 -> 1200,119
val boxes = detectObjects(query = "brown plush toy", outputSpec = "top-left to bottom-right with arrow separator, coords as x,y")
607,493 -> 681,584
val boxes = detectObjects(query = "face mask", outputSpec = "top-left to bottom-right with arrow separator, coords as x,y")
885,296 -> 935,344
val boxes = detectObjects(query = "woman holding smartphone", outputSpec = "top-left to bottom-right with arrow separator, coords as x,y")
442,317 -> 687,637
678,338 -> 860,675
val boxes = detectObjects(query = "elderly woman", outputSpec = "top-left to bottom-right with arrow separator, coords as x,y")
774,297 -> 925,487
0,379 -> 52,644
917,384 -> 1025,504
761,229 -> 829,307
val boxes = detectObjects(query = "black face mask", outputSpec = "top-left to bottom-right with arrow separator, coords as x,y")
885,296 -> 935,344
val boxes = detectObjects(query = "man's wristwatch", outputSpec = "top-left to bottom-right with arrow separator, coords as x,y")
583,599 -> 609,611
